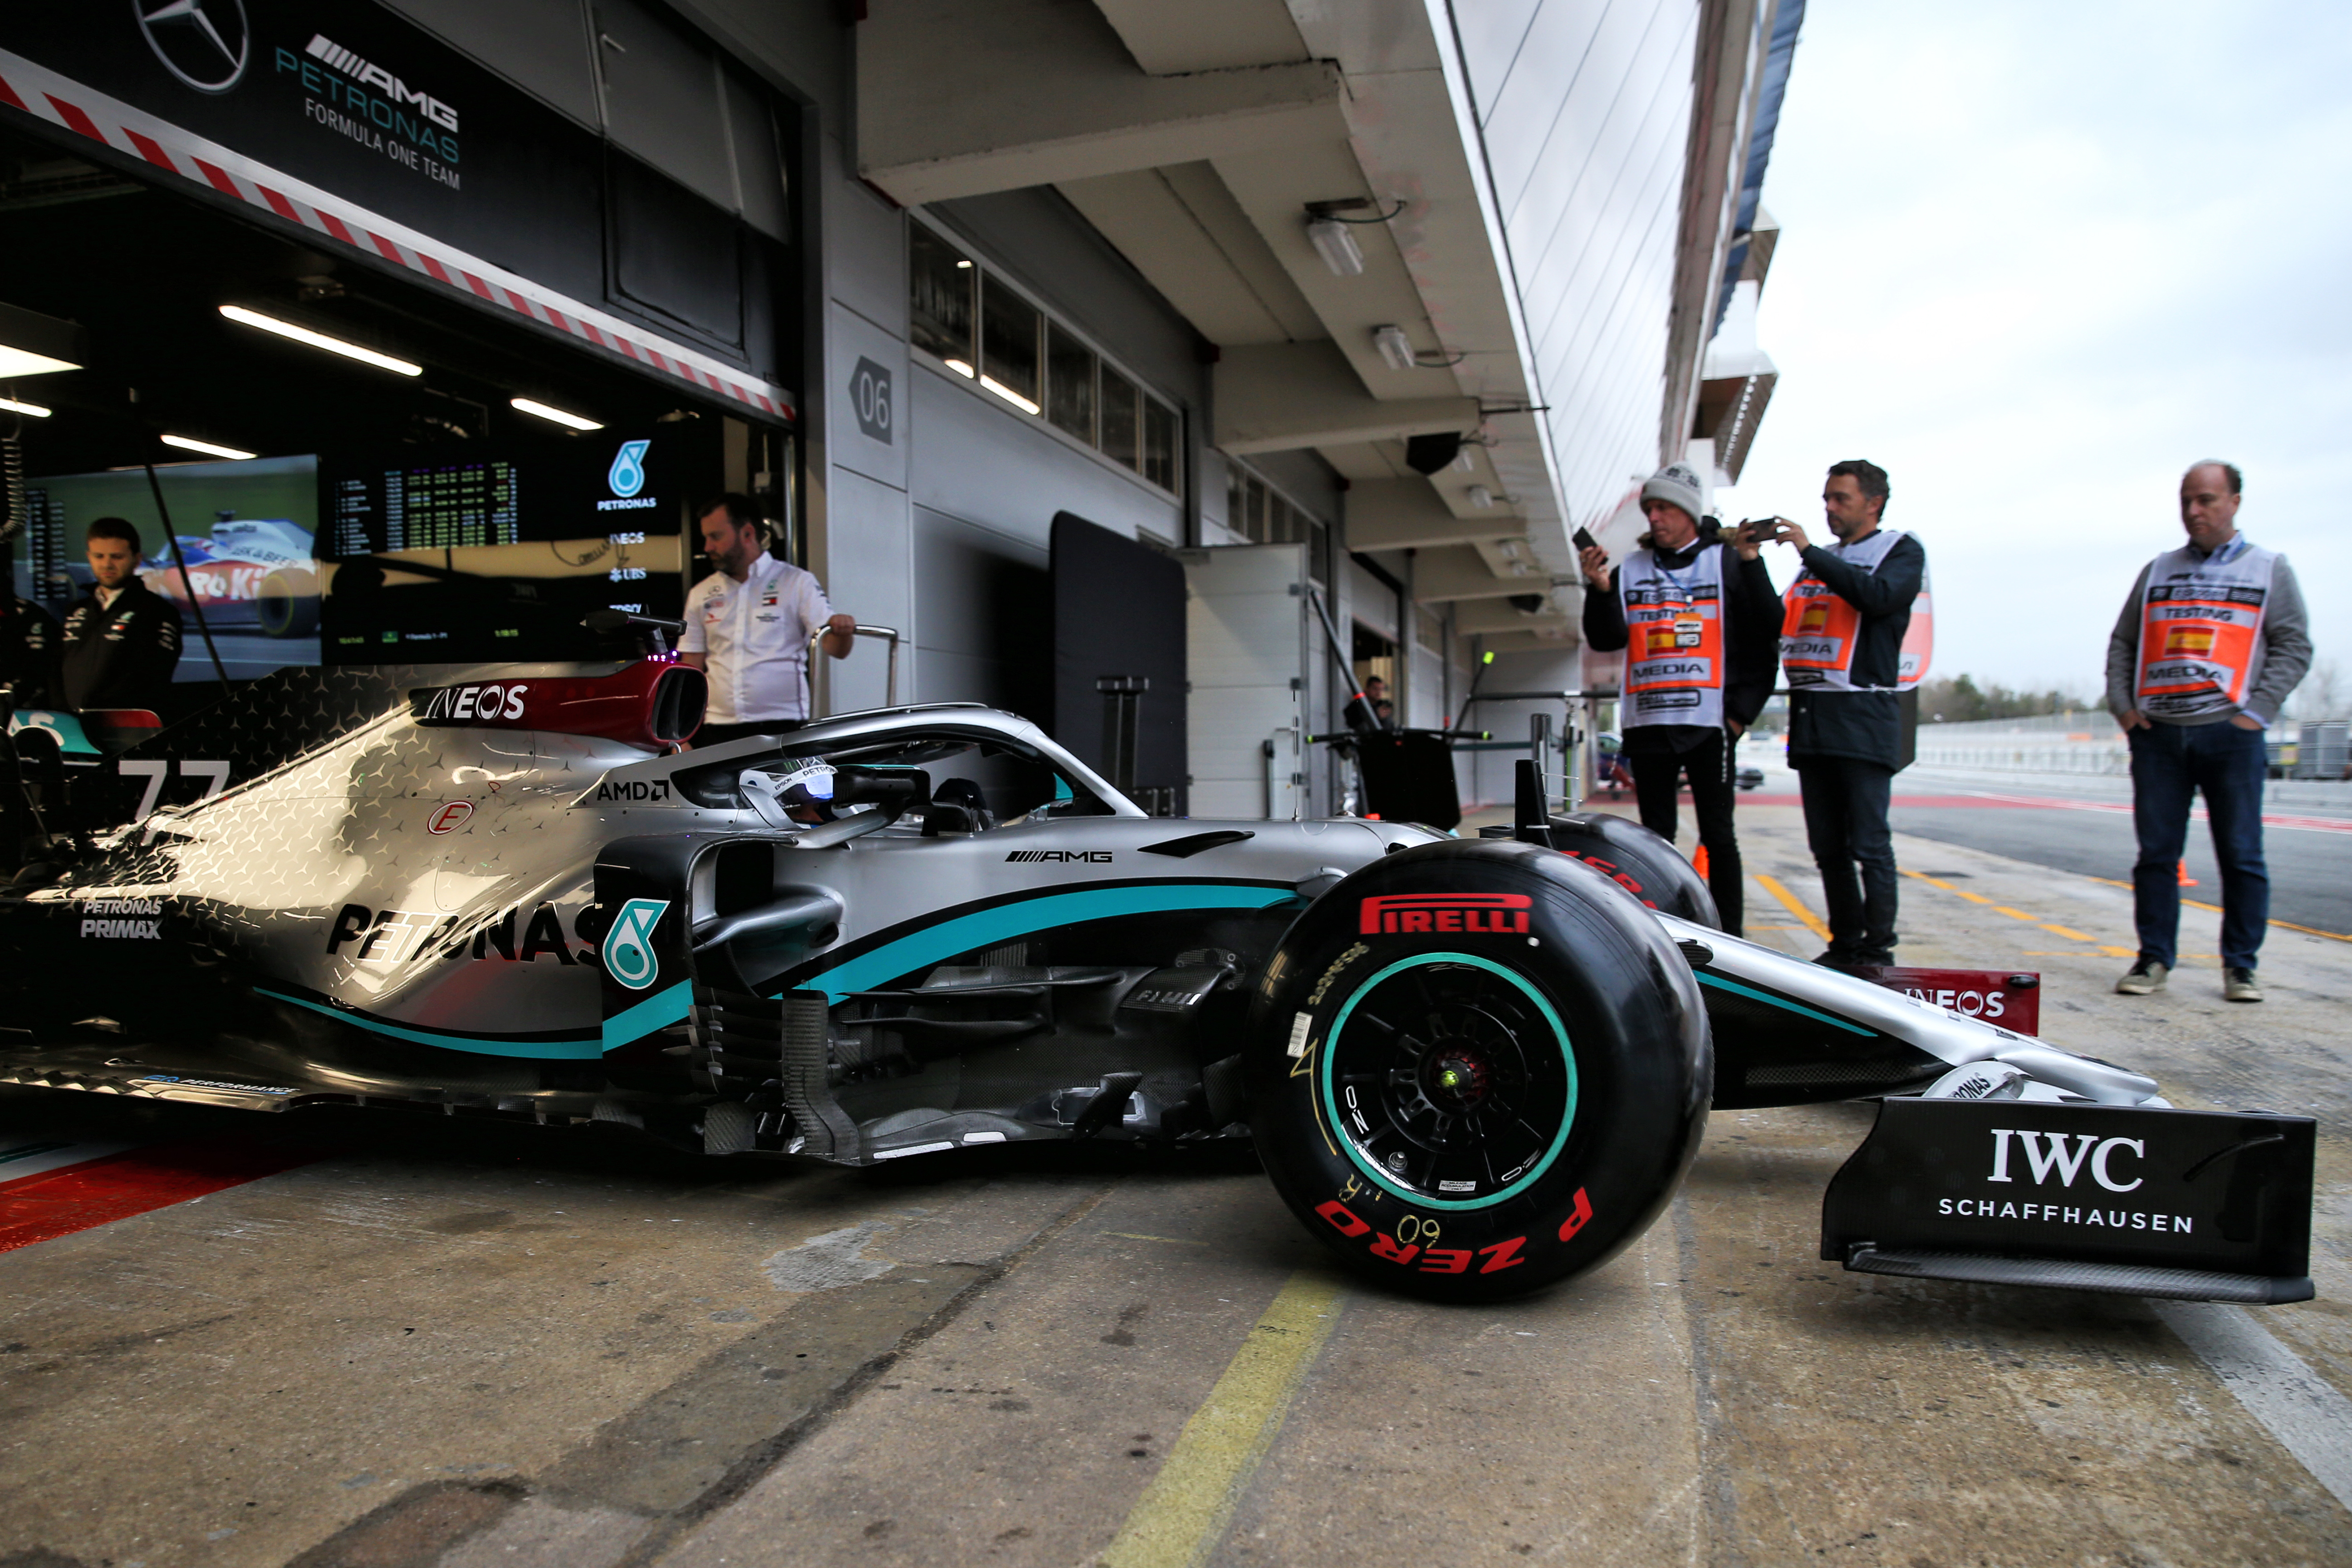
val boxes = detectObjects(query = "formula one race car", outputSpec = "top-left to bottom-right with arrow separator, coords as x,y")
0,659 -> 2316,1305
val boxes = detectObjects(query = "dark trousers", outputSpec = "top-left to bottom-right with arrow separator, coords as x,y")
1628,729 -> 1744,937
1795,756 -> 1897,960
2127,720 -> 2269,970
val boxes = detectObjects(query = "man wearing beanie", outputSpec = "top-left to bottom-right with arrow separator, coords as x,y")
1579,461 -> 1779,936
1766,459 -> 1926,969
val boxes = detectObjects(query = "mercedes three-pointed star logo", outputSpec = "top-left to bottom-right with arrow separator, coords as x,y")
135,0 -> 252,95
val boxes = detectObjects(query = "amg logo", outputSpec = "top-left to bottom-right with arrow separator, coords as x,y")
1986,1128 -> 2145,1193
1005,850 -> 1113,863
594,779 -> 673,803
1359,893 -> 1532,936
304,34 -> 460,130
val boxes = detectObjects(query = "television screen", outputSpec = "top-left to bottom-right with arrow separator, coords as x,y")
318,427 -> 707,664
21,455 -> 322,682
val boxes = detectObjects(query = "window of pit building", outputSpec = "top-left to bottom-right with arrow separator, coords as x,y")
910,226 -> 976,372
1225,466 -> 1318,547
906,218 -> 1184,501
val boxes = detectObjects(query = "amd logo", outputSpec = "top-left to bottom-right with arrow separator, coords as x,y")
1005,850 -> 1113,863
1987,1128 -> 2144,1193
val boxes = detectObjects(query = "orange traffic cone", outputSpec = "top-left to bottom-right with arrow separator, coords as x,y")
2177,859 -> 2198,887
1693,845 -> 1711,880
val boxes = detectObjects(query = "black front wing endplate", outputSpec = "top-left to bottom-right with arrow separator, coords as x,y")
1823,1097 -> 2316,1304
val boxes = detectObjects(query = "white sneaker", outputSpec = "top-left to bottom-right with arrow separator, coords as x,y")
2115,960 -> 2167,995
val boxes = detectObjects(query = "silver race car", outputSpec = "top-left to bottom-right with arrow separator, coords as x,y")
0,658 -> 2314,1305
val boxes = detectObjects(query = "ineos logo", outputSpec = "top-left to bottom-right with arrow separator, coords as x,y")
137,0 -> 253,94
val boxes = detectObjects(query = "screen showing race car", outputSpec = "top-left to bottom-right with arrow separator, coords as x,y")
20,454 -> 322,682
318,427 -> 707,665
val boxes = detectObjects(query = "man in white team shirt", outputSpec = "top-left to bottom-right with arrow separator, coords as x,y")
678,494 -> 855,745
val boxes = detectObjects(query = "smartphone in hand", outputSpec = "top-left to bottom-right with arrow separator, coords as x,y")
1572,526 -> 1600,553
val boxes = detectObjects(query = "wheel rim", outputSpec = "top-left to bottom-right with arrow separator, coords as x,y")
1319,952 -> 1577,1211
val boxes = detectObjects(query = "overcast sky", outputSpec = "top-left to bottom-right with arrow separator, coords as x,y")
1712,0 -> 2352,708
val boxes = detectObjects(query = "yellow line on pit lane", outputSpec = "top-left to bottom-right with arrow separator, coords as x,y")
2082,874 -> 2352,945
1098,1271 -> 1347,1568
1905,871 -> 2112,947
1752,874 -> 1832,942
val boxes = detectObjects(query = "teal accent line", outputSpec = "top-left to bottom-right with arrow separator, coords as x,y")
804,884 -> 1296,1002
1696,972 -> 1876,1035
1322,952 -> 1580,1213
254,987 -> 605,1060
603,980 -> 694,1052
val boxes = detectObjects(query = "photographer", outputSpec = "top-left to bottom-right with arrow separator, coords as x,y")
1580,462 -> 1779,937
1765,459 -> 1926,970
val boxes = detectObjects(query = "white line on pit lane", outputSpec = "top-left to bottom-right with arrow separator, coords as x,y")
2153,1300 -> 2352,1512
0,1138 -> 139,1185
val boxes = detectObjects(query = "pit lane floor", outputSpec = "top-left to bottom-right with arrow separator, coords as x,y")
1,806 -> 2348,1567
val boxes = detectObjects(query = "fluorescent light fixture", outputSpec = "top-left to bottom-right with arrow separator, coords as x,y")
510,397 -> 603,431
161,433 -> 258,461
0,301 -> 85,377
218,304 -> 421,376
1307,217 -> 1364,277
1372,324 -> 1416,372
0,346 -> 77,378
955,260 -> 973,270
942,358 -> 975,379
1467,485 -> 1495,510
980,375 -> 1041,416
0,397 -> 51,418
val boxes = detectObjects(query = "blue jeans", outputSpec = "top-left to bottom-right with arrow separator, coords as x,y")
2128,720 -> 2269,969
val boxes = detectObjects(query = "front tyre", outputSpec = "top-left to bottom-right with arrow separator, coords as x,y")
1247,839 -> 1710,1302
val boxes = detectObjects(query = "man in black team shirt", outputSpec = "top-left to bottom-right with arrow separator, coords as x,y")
61,517 -> 181,715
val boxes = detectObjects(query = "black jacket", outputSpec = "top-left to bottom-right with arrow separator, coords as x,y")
61,581 -> 183,713
1583,535 -> 1780,754
0,597 -> 60,710
1784,531 -> 1925,770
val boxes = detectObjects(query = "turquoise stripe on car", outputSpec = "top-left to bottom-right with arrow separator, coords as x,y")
799,884 -> 1297,1003
254,987 -> 605,1060
603,980 -> 694,1054
1695,972 -> 1876,1036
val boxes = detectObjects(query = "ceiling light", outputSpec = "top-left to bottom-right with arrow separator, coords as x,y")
161,433 -> 257,460
1307,218 -> 1364,277
511,397 -> 603,431
980,375 -> 1041,416
1467,485 -> 1495,510
219,304 -> 422,376
0,397 -> 51,418
0,301 -> 85,378
942,358 -> 975,379
1373,325 -> 1415,372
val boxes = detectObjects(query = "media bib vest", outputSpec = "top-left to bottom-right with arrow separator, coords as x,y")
2133,539 -> 2276,720
1619,542 -> 1726,729
1780,529 -> 1927,692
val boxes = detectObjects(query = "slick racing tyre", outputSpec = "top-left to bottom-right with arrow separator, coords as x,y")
1545,811 -> 1720,928
1247,838 -> 1711,1303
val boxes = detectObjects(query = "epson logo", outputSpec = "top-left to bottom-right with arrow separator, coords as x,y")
1986,1128 -> 2144,1193
1005,850 -> 1113,863
304,34 -> 458,130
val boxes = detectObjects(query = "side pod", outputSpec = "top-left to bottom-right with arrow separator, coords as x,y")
1822,1097 -> 2316,1304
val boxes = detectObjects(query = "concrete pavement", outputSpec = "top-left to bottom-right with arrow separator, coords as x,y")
0,804 -> 2347,1566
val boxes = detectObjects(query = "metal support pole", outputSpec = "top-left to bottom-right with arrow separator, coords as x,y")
1529,711 -> 1552,813
1095,675 -> 1146,795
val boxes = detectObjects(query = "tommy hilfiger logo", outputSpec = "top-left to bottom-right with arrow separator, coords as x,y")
1005,850 -> 1113,863
1359,894 -> 1532,936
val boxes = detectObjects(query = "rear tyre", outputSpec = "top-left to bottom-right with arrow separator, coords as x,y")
1248,839 -> 1711,1302
1545,812 -> 1720,928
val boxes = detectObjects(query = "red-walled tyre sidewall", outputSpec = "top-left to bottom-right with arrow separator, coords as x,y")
1546,812 -> 1721,929
1247,839 -> 1712,1303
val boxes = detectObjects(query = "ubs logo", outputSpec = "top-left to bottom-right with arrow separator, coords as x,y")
139,0 -> 252,94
